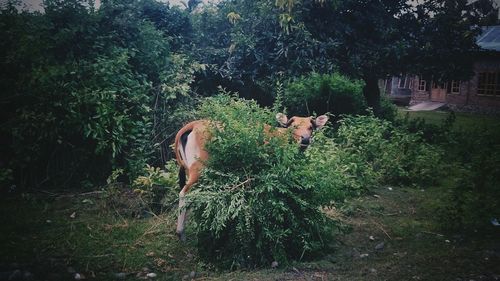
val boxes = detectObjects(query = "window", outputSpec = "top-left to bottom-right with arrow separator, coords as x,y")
418,79 -> 427,91
382,79 -> 391,94
477,72 -> 500,96
398,74 -> 412,89
449,81 -> 460,94
398,76 -> 406,88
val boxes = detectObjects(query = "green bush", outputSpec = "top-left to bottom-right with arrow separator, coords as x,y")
1,0 -> 199,187
434,129 -> 500,230
305,131 -> 379,197
379,96 -> 399,122
182,95 -> 442,267
132,161 -> 180,213
184,94 -> 350,268
334,114 -> 443,186
396,112 -> 500,231
398,111 -> 456,144
9,50 -> 154,186
283,72 -> 366,117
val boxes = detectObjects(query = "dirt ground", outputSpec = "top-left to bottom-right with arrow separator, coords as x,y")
205,186 -> 500,281
1,186 -> 499,281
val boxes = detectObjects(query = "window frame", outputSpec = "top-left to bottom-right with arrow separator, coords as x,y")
398,74 -> 412,89
477,72 -> 500,97
418,79 -> 427,91
450,81 -> 460,94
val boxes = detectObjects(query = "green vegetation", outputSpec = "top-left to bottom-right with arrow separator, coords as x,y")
397,109 -> 500,230
335,114 -> 443,186
1,0 -> 199,187
400,109 -> 500,130
175,95 -> 447,268
1,0 -> 495,187
283,73 -> 366,117
2,180 -> 498,280
0,192 -> 195,280
1,0 -> 499,279
187,95 -> 342,267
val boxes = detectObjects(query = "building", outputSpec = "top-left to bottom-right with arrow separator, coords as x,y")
384,25 -> 500,114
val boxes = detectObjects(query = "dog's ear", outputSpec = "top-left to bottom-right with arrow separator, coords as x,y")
276,113 -> 289,127
313,115 -> 329,129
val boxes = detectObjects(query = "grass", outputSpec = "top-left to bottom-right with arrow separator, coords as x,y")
398,108 -> 500,131
1,186 -> 499,280
0,189 -> 198,280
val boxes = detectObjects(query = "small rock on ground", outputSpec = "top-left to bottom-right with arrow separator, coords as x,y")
375,242 -> 385,250
114,272 -> 127,279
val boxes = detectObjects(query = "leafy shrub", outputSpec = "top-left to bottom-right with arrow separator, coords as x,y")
379,95 -> 399,122
398,111 -> 456,144
132,162 -> 179,213
184,94 -> 350,268
305,131 -> 379,197
283,72 -> 366,117
9,50 -> 154,186
434,129 -> 500,230
101,161 -> 179,217
1,0 -> 200,187
334,114 -> 443,186
395,112 -> 500,230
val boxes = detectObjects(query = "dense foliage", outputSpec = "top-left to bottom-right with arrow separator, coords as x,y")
0,0 -> 198,187
283,73 -> 366,117
173,95 -> 446,268
188,0 -> 330,106
284,0 -> 495,112
335,115 -> 443,186
392,113 -> 500,230
182,95 -> 337,267
433,126 -> 500,230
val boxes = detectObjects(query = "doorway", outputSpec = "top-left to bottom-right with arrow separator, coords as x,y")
430,82 -> 447,102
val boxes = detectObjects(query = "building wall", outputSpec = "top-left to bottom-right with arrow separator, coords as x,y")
445,80 -> 468,106
389,75 -> 413,96
410,77 -> 429,105
409,56 -> 500,113
464,58 -> 500,110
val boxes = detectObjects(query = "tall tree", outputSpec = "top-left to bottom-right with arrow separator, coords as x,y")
191,0 -> 327,104
410,0 -> 494,82
304,0 -> 414,112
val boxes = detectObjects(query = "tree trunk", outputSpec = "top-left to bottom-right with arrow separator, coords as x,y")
362,75 -> 381,116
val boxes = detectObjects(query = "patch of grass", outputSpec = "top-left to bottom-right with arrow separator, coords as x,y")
398,108 -> 500,131
0,191 -> 197,280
